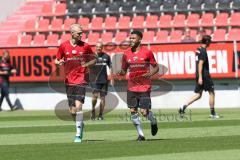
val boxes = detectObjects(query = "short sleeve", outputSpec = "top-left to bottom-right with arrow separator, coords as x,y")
56,44 -> 64,60
198,48 -> 207,61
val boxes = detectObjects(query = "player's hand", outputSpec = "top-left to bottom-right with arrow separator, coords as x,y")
55,59 -> 64,66
11,69 -> 17,74
142,72 -> 152,79
198,77 -> 203,85
117,70 -> 126,76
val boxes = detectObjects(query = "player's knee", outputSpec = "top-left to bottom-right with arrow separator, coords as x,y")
130,108 -> 137,114
92,93 -> 98,99
140,109 -> 148,117
69,107 -> 77,114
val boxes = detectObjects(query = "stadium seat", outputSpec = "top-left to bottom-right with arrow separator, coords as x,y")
172,14 -> 186,28
134,0 -> 148,13
36,19 -> 50,32
46,34 -> 59,46
117,16 -> 131,29
229,12 -> 240,26
67,3 -> 80,14
155,30 -> 169,43
101,32 -> 113,44
78,17 -> 90,30
114,32 -> 128,44
215,13 -> 229,27
32,34 -> 45,46
107,1 -> 120,14
232,0 -> 240,11
169,30 -> 183,43
218,0 -> 231,11
23,19 -> 36,32
203,0 -> 217,11
227,28 -> 240,41
7,35 -> 19,46
91,17 -> 104,30
148,0 -> 162,13
176,0 -> 189,12
51,18 -> 63,31
131,16 -> 145,29
81,33 -> 87,41
186,14 -> 200,27
200,13 -> 214,27
121,0 -> 134,13
80,2 -> 94,15
20,35 -> 32,46
104,16 -> 117,30
212,29 -> 226,41
142,31 -> 155,44
53,3 -> 66,16
94,2 -> 107,14
162,0 -> 176,12
159,15 -> 172,28
40,3 -> 53,16
189,0 -> 203,11
145,15 -> 159,29
63,18 -> 76,30
190,29 -> 197,40
60,33 -> 71,43
87,32 -> 100,45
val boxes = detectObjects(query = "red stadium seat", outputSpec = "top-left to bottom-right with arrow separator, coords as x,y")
51,18 -> 63,31
20,35 -> 32,46
227,28 -> 240,41
201,13 -> 214,27
7,35 -> 19,46
46,34 -> 59,46
91,17 -> 104,30
81,33 -> 87,41
78,17 -> 90,30
172,14 -> 186,28
142,31 -> 155,44
215,13 -> 229,27
114,32 -> 128,44
60,33 -> 71,43
53,3 -> 66,16
23,19 -> 36,32
190,29 -> 197,40
36,19 -> 50,32
145,15 -> 159,29
87,32 -> 100,45
212,29 -> 226,41
117,16 -> 131,29
101,32 -> 113,43
63,18 -> 76,30
104,16 -> 117,30
32,34 -> 45,46
186,14 -> 200,27
159,15 -> 172,28
169,30 -> 183,43
41,3 -> 53,16
155,30 -> 169,43
131,16 -> 145,29
229,13 -> 240,26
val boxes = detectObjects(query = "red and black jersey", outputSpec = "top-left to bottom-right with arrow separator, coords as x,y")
0,57 -> 13,84
121,46 -> 157,92
56,40 -> 94,85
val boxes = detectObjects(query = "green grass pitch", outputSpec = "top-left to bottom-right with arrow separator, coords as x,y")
1,109 -> 240,160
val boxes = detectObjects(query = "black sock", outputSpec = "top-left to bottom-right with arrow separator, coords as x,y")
210,108 -> 215,115
182,105 -> 187,112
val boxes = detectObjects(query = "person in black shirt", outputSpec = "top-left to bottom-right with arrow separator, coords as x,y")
179,35 -> 219,119
0,50 -> 17,111
89,42 -> 113,120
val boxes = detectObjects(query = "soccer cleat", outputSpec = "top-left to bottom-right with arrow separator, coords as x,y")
90,116 -> 95,121
210,114 -> 220,119
74,136 -> 82,143
178,108 -> 185,118
137,135 -> 145,141
151,121 -> 158,136
10,105 -> 18,111
97,116 -> 104,120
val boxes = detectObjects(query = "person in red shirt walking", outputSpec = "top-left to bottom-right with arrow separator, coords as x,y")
55,24 -> 96,143
118,31 -> 159,141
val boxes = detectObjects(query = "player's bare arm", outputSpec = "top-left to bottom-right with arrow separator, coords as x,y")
55,58 -> 64,66
142,65 -> 159,78
198,60 -> 204,85
81,58 -> 96,68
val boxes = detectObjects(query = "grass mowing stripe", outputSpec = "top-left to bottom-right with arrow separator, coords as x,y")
0,135 -> 240,160
1,119 -> 240,135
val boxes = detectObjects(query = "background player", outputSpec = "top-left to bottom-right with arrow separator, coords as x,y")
89,42 -> 113,120
179,35 -> 219,119
55,24 -> 96,142
118,31 -> 159,141
0,50 -> 17,111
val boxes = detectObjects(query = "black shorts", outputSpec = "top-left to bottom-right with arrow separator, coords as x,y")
194,76 -> 214,93
66,85 -> 86,106
91,83 -> 108,97
127,90 -> 151,109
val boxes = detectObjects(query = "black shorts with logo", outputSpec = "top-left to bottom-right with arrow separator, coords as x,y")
66,85 -> 86,106
127,90 -> 151,109
91,83 -> 108,97
194,75 -> 214,93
